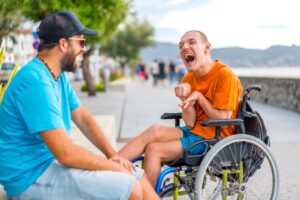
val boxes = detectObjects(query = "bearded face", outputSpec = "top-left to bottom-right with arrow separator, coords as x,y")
60,51 -> 77,72
60,41 -> 82,72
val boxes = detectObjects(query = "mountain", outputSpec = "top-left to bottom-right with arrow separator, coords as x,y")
141,42 -> 300,67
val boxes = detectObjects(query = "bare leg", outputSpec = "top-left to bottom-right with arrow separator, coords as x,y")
129,180 -> 143,200
140,174 -> 160,200
118,125 -> 183,161
144,140 -> 183,187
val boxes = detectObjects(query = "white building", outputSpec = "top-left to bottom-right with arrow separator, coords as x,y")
1,28 -> 36,66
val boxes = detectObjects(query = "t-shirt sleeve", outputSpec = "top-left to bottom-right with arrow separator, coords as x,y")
15,82 -> 64,134
213,73 -> 240,111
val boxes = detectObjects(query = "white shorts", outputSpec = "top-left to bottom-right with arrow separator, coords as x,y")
12,160 -> 143,200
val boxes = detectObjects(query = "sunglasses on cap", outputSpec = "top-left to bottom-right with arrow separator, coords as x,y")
68,37 -> 85,48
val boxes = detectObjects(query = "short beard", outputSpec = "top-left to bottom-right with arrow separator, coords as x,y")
60,51 -> 77,72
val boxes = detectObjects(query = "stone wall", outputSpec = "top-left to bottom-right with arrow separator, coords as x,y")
239,76 -> 300,113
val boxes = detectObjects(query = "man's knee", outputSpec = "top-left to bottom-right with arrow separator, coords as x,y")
129,180 -> 143,200
145,125 -> 164,141
145,143 -> 160,157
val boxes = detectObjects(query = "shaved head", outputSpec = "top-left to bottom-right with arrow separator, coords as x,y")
184,30 -> 209,43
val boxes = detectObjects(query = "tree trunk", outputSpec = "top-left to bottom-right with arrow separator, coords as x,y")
82,46 -> 96,96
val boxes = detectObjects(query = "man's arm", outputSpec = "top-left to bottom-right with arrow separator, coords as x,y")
182,105 -> 197,128
175,83 -> 197,127
71,105 -> 115,158
41,128 -> 130,174
182,91 -> 232,119
71,105 -> 135,171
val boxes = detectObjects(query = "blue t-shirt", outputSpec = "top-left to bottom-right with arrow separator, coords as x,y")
0,57 -> 80,197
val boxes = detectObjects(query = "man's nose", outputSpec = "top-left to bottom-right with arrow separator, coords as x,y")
182,42 -> 189,50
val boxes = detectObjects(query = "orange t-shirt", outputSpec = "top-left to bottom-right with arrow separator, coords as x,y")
182,60 -> 243,139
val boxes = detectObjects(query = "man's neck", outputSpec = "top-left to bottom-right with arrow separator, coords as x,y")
38,53 -> 62,79
195,59 -> 214,77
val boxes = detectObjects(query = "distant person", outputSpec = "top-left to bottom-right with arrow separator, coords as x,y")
118,30 -> 243,187
150,59 -> 159,86
138,60 -> 148,81
158,58 -> 167,86
0,10 -> 159,200
168,59 -> 177,85
177,63 -> 187,83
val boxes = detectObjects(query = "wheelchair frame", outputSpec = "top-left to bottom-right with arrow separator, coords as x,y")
133,84 -> 279,200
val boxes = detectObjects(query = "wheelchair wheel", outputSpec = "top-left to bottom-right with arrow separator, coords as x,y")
195,134 -> 279,200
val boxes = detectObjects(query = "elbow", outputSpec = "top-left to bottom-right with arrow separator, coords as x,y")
55,149 -> 74,167
56,154 -> 72,166
218,110 -> 233,119
185,120 -> 196,128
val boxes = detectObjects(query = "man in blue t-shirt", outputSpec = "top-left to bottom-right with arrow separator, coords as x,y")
0,11 -> 159,200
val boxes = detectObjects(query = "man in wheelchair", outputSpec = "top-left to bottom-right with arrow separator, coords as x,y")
119,30 -> 279,200
118,30 -> 243,188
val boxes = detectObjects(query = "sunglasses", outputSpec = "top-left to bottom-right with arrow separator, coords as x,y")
68,38 -> 85,48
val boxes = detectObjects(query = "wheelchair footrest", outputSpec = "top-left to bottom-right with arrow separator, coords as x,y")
159,183 -> 177,197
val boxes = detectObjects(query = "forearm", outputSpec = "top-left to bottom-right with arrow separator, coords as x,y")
78,113 -> 116,158
60,144 -> 123,172
41,129 -> 127,173
197,94 -> 232,119
182,106 -> 196,128
72,106 -> 116,158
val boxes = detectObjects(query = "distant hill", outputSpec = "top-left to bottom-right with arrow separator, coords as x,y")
141,42 -> 300,67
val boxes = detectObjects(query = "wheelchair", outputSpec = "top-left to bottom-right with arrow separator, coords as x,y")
133,85 -> 279,200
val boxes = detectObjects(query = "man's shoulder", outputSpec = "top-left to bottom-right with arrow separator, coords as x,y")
17,58 -> 48,83
215,61 -> 236,77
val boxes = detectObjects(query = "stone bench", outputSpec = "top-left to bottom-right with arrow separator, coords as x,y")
0,115 -> 116,199
70,115 -> 117,156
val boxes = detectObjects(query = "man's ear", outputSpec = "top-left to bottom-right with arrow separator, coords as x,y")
204,42 -> 211,54
58,38 -> 68,52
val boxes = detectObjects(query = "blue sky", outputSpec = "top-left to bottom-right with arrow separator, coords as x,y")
132,0 -> 299,49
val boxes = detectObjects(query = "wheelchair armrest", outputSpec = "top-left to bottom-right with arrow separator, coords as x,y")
202,119 -> 244,127
161,112 -> 182,120
202,119 -> 245,138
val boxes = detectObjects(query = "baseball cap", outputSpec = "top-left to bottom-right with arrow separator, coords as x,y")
37,10 -> 98,44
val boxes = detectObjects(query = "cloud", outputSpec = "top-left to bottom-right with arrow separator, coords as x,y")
133,0 -> 300,48
258,25 -> 291,30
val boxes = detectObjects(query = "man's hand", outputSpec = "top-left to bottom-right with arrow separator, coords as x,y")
109,154 -> 136,173
180,91 -> 200,109
175,83 -> 192,101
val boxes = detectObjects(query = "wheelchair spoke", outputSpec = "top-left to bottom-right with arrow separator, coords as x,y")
195,135 -> 279,200
243,144 -> 264,180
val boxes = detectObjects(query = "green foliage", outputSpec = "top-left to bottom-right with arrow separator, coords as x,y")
101,16 -> 155,68
110,69 -> 123,81
0,0 -> 23,45
20,0 -> 129,96
21,0 -> 129,44
81,82 -> 105,92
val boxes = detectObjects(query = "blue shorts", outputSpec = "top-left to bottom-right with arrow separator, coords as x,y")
12,160 -> 143,200
178,126 -> 207,155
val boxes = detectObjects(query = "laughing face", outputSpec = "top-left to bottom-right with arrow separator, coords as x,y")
179,31 -> 208,72
60,35 -> 84,72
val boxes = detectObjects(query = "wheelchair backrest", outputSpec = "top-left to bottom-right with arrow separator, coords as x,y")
236,85 -> 269,145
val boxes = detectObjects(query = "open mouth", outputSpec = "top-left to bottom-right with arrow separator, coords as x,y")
185,54 -> 195,64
